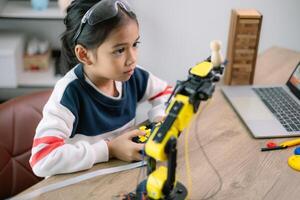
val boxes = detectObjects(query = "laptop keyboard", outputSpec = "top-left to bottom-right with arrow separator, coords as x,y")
253,87 -> 300,132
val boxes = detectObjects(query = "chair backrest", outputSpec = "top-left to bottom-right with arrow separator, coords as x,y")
0,90 -> 51,199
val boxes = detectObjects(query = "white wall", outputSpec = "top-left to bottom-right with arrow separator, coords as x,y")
131,0 -> 300,85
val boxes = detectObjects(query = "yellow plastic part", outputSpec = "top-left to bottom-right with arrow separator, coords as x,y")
280,138 -> 300,147
145,95 -> 194,161
190,61 -> 213,77
147,166 -> 167,199
166,94 -> 194,131
138,125 -> 152,142
288,155 -> 300,171
145,127 -> 177,161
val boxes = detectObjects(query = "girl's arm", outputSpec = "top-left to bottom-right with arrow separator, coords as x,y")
30,85 -> 108,177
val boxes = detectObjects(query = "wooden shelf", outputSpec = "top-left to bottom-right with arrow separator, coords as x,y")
17,59 -> 62,87
0,1 -> 64,20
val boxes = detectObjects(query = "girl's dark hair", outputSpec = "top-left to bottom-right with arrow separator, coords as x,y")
60,0 -> 138,74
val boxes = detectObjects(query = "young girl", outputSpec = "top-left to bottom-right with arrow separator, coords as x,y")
30,0 -> 172,177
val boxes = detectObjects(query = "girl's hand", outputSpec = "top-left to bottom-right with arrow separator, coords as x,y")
107,129 -> 145,162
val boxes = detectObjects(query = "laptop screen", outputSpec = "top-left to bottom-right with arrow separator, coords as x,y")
287,62 -> 300,99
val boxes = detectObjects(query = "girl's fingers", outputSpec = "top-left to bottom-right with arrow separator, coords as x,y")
127,129 -> 145,139
132,143 -> 145,160
133,151 -> 143,161
134,143 -> 145,151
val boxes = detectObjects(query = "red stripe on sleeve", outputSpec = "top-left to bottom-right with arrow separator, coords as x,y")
30,141 -> 64,167
32,136 -> 64,147
30,136 -> 65,167
149,86 -> 173,101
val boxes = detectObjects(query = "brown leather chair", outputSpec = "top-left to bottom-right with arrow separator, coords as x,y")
0,90 -> 51,199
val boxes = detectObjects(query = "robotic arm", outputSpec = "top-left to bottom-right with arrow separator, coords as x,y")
130,41 -> 226,200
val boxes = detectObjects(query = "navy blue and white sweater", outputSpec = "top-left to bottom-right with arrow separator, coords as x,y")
29,64 -> 172,177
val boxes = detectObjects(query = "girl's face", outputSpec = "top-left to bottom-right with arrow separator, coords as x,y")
88,19 -> 140,82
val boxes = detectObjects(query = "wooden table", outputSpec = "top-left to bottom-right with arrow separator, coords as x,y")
15,47 -> 300,200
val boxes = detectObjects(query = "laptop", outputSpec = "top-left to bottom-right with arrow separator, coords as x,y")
222,61 -> 300,138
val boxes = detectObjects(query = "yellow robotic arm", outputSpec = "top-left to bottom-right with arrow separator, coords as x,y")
146,61 -> 216,161
131,57 -> 225,200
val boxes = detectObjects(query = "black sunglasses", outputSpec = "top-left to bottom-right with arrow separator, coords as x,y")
73,0 -> 132,43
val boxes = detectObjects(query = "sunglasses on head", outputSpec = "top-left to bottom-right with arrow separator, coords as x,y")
73,0 -> 132,43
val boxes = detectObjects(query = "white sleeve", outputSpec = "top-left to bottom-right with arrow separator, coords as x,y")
140,71 -> 173,122
29,91 -> 109,177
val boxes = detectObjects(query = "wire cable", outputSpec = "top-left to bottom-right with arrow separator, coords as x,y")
184,115 -> 194,199
194,99 -> 223,200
